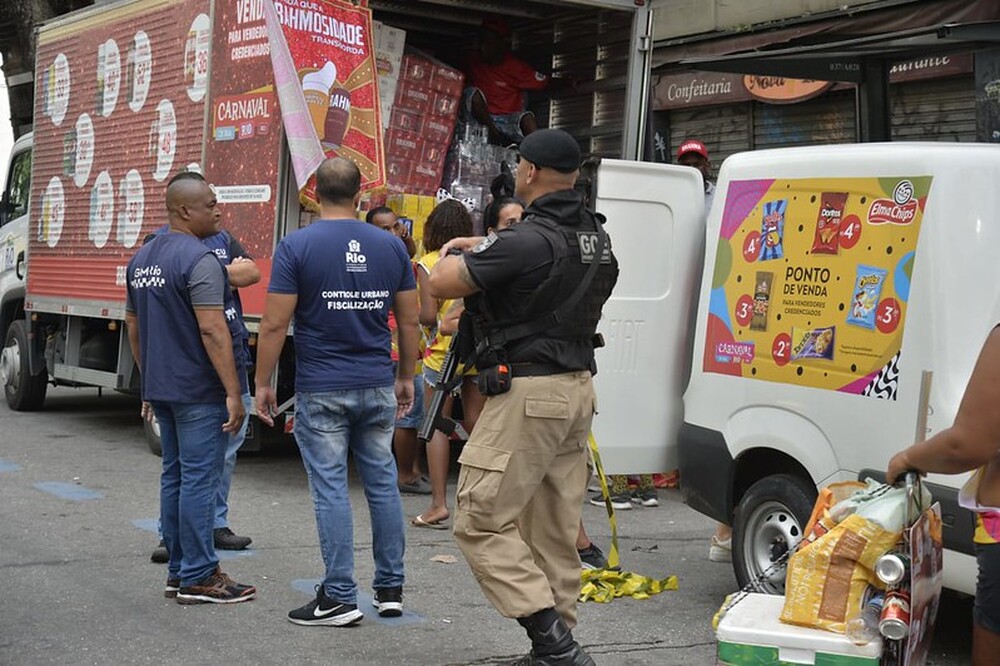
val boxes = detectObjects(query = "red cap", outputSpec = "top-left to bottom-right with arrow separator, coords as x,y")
677,139 -> 708,160
482,16 -> 511,38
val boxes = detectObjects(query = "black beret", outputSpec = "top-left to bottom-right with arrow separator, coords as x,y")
518,129 -> 581,173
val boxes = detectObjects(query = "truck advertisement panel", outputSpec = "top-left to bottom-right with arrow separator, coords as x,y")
265,0 -> 385,205
203,0 -> 284,317
28,0 -> 211,312
702,176 -> 932,400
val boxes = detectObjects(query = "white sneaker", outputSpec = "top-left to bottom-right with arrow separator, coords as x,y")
709,535 -> 732,562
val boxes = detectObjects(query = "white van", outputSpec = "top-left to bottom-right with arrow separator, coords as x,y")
592,143 -> 1000,597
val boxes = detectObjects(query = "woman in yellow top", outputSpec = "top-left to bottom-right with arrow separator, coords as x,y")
413,200 -> 485,528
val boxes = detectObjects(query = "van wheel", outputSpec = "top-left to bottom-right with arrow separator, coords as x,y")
2,320 -> 47,411
143,412 -> 162,457
732,473 -> 816,594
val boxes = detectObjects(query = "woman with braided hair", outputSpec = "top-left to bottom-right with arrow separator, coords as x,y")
412,199 -> 486,529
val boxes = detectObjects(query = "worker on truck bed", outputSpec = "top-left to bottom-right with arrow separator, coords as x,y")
463,16 -> 570,146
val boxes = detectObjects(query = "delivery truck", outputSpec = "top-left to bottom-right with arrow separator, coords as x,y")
0,0 -> 988,601
0,0 -> 653,452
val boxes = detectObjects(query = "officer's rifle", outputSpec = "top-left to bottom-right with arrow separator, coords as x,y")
417,331 -> 464,443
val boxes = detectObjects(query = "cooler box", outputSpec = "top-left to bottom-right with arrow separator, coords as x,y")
716,594 -> 881,665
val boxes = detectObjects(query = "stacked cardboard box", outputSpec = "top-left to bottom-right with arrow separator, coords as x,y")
373,22 -> 406,133
385,54 -> 464,195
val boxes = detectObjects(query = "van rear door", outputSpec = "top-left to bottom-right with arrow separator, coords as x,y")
591,159 -> 705,474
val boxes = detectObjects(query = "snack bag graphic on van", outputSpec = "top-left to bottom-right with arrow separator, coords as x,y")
758,199 -> 786,261
703,176 -> 931,399
846,265 -> 888,330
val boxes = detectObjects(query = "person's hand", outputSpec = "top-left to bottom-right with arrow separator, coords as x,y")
439,236 -> 485,257
255,385 -> 277,427
141,401 -> 154,423
223,394 -> 246,433
231,256 -> 251,265
886,450 -> 919,486
395,378 -> 414,420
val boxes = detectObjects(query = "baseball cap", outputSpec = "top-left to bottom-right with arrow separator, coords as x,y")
677,139 -> 708,160
518,129 -> 581,173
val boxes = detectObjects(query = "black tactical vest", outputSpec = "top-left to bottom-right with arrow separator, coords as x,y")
466,207 -> 619,370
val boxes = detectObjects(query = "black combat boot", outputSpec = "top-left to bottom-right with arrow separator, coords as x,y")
510,608 -> 595,666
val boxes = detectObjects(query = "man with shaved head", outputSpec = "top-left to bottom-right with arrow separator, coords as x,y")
125,170 -> 255,605
255,157 -> 419,627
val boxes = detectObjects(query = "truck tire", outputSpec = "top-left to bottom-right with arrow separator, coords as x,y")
143,412 -> 162,457
732,473 -> 816,594
2,320 -> 47,411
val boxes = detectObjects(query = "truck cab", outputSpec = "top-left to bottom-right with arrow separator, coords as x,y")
0,133 -> 46,410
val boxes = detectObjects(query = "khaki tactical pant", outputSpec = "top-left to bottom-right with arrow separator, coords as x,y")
453,371 -> 596,628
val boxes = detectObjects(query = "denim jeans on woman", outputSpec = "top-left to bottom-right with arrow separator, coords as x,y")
294,386 -> 406,603
152,400 -> 228,586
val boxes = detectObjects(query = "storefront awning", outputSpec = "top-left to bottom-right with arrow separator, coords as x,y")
669,21 -> 1000,141
675,21 -> 1000,84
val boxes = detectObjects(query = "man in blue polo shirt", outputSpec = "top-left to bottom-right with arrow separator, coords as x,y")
125,171 -> 255,604
254,157 -> 419,627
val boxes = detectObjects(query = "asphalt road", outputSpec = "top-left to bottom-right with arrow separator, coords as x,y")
0,387 -> 975,665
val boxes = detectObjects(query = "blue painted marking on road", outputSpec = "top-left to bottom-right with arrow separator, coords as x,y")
0,460 -> 23,472
292,578 -> 425,626
34,481 -> 103,501
132,518 -> 160,533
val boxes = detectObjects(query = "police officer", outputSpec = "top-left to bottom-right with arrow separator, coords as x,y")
428,129 -> 618,666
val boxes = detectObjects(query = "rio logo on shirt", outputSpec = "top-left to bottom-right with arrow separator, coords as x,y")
346,239 -> 367,273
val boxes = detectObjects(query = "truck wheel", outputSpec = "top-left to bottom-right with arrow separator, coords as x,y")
2,320 -> 47,411
143,412 -> 162,457
732,473 -> 816,594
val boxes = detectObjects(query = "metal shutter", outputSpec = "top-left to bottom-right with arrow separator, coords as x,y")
519,9 -> 633,157
669,102 -> 751,178
891,75 -> 977,142
753,89 -> 857,149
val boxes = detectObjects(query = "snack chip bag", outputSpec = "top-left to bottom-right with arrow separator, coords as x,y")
750,271 -> 772,332
811,191 -> 848,254
758,199 -> 786,261
791,325 -> 835,361
847,264 -> 888,329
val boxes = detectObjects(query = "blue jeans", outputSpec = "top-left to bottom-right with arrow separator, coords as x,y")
214,392 -> 252,529
294,386 -> 405,603
152,400 -> 228,586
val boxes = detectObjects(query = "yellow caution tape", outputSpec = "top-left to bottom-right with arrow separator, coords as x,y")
580,568 -> 679,603
711,593 -> 738,630
580,433 -> 679,603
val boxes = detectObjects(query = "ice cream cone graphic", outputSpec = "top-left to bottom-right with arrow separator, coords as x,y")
302,62 -> 337,140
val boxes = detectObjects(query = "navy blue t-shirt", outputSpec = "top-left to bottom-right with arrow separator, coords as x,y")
269,218 -> 415,392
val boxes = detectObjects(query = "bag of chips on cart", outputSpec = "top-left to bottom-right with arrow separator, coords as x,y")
780,513 -> 900,633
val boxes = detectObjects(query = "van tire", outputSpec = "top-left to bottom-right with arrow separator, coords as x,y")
732,473 -> 816,594
143,412 -> 162,457
2,320 -> 47,411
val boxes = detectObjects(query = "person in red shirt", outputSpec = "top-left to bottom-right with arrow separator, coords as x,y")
464,17 -> 555,145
